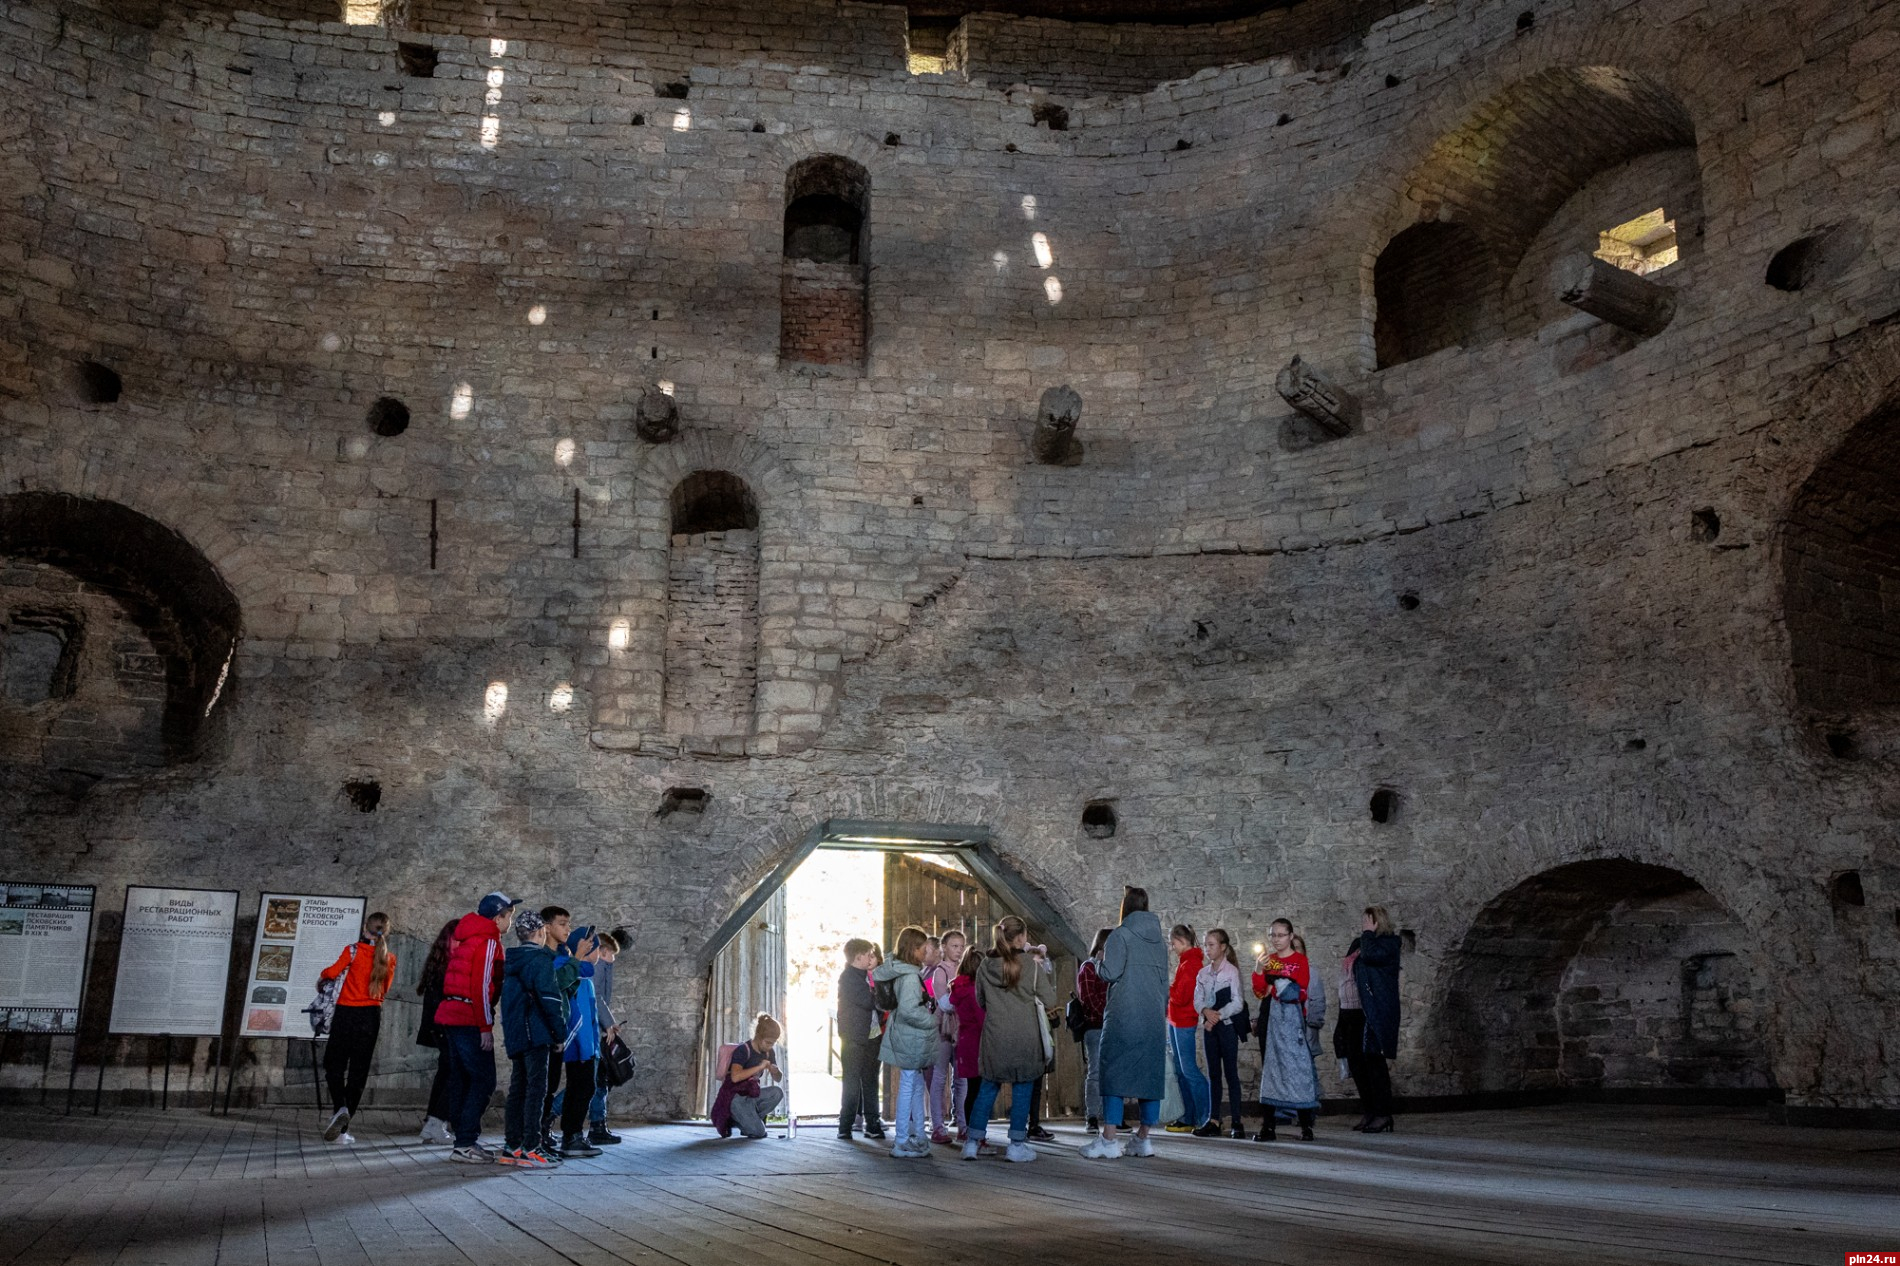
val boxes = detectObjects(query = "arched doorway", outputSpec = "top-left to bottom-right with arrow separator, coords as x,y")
697,820 -> 1084,1127
1436,859 -> 1777,1100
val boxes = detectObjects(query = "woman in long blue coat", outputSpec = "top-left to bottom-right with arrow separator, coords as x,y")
1080,886 -> 1169,1160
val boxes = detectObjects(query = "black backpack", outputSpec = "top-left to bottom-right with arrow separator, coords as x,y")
873,975 -> 900,1012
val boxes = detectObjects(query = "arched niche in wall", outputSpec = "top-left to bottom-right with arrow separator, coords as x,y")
0,493 -> 241,793
780,155 -> 869,369
1785,396 -> 1900,713
1434,858 -> 1776,1097
664,471 -> 761,740
1373,66 -> 1701,369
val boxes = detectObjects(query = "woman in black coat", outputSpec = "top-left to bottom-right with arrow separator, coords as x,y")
1341,905 -> 1401,1133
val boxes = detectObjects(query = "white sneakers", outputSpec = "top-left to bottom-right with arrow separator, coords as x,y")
419,1116 -> 452,1144
322,1109 -> 351,1142
1003,1141 -> 1037,1163
961,1137 -> 982,1160
889,1137 -> 932,1159
1078,1135 -> 1124,1160
1126,1133 -> 1156,1158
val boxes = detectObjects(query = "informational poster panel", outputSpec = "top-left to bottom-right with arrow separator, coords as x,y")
238,893 -> 366,1038
0,881 -> 96,1034
108,886 -> 239,1036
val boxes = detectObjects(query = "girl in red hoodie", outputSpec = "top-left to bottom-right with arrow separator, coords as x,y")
1164,924 -> 1211,1132
949,947 -> 991,1151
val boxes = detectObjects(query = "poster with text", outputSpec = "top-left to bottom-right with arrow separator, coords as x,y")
0,882 -> 96,1034
239,892 -> 366,1039
107,886 -> 239,1036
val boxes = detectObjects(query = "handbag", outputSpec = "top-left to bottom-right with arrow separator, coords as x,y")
601,1030 -> 637,1087
1063,992 -> 1088,1042
304,944 -> 355,1038
1036,1002 -> 1055,1067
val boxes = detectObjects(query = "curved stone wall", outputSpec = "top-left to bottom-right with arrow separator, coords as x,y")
1,0 -> 1897,1116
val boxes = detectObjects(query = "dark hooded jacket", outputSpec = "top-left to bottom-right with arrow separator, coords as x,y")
1351,931 -> 1402,1059
499,942 -> 567,1057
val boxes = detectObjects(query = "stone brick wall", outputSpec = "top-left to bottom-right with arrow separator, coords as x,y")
780,261 -> 868,366
664,528 -> 761,737
2,0 -> 1898,1118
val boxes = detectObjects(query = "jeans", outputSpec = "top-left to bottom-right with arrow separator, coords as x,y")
550,1057 -> 610,1127
1082,1028 -> 1103,1121
504,1048 -> 551,1150
440,1026 -> 496,1149
1102,1094 -> 1161,1130
839,1038 -> 882,1133
893,1067 -> 928,1146
730,1084 -> 784,1138
1204,1021 -> 1243,1127
1169,1024 -> 1211,1126
323,1004 -> 381,1115
969,1078 -> 1034,1144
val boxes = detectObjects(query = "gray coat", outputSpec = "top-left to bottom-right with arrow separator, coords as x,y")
976,951 -> 1058,1085
873,959 -> 937,1070
1097,910 -> 1169,1102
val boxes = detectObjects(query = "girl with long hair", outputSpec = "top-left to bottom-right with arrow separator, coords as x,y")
1194,928 -> 1246,1138
874,925 -> 940,1158
1075,927 -> 1111,1133
1080,885 -> 1168,1160
415,917 -> 458,1143
950,946 -> 988,1148
1344,905 -> 1401,1133
1252,917 -> 1320,1141
320,911 -> 398,1144
964,916 -> 1057,1163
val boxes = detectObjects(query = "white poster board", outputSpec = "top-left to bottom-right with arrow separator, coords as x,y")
108,886 -> 238,1036
239,893 -> 366,1039
0,882 -> 96,1034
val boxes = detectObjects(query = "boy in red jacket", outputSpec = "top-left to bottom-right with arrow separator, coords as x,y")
436,891 -> 519,1163
1164,924 -> 1212,1132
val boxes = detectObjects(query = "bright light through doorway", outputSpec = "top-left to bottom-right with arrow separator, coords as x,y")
783,850 -> 882,1114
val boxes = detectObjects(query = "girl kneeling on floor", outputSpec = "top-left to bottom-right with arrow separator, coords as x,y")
712,1014 -> 785,1140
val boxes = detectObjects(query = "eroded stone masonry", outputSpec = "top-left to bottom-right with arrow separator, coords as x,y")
1,0 -> 1897,1121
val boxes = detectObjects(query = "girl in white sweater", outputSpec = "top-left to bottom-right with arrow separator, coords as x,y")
1193,928 -> 1246,1138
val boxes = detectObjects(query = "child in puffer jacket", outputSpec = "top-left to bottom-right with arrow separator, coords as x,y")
873,925 -> 939,1159
498,910 -> 567,1167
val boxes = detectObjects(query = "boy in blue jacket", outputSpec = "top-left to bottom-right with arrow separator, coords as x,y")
499,909 -> 568,1167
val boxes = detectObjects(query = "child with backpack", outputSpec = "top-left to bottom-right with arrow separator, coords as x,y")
712,1013 -> 785,1139
499,909 -> 567,1166
873,925 -> 939,1159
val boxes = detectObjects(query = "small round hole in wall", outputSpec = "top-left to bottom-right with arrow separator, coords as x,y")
1370,788 -> 1399,823
1397,592 -> 1420,611
1691,507 -> 1720,543
74,361 -> 122,404
341,779 -> 382,812
1515,10 -> 1534,31
1081,800 -> 1117,838
1829,870 -> 1865,907
1826,730 -> 1858,760
1625,737 -> 1647,751
367,397 -> 410,437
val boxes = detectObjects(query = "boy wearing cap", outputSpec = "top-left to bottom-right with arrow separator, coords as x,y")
435,890 -> 518,1163
499,910 -> 568,1167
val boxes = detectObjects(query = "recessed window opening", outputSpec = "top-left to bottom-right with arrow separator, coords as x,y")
1830,870 -> 1865,908
1370,788 -> 1399,823
1765,222 -> 1866,292
396,42 -> 437,77
74,361 -> 121,405
1374,222 -> 1494,368
657,80 -> 690,100
1690,507 -> 1720,543
1825,730 -> 1857,760
670,471 -> 759,536
1081,801 -> 1117,838
781,156 -> 870,369
341,779 -> 382,812
906,16 -> 956,75
1595,207 -> 1678,276
1032,102 -> 1069,132
784,193 -> 864,265
1,613 -> 81,704
367,396 -> 410,437
658,787 -> 709,817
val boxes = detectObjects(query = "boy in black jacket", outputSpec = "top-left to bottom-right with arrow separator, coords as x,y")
836,938 -> 884,1140
499,910 -> 568,1167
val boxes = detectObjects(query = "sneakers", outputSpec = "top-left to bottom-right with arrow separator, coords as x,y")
1003,1141 -> 1037,1163
1026,1126 -> 1055,1143
498,1147 -> 549,1167
890,1138 -> 931,1159
418,1116 -> 452,1144
1126,1134 -> 1156,1158
323,1108 -> 351,1142
1078,1135 -> 1124,1160
587,1125 -> 622,1146
449,1144 -> 494,1164
862,1128 -> 887,1140
1191,1121 -> 1222,1138
929,1130 -> 953,1145
955,1127 -> 968,1143
530,1145 -> 563,1166
559,1134 -> 603,1159
332,1132 -> 356,1146
1085,1116 -> 1100,1133
1163,1121 -> 1195,1134
960,1137 -> 982,1160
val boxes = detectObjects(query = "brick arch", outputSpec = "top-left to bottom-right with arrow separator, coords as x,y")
0,490 -> 243,766
630,431 -> 799,525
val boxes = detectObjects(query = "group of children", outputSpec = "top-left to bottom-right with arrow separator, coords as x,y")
714,900 -> 1400,1159
410,891 -> 632,1165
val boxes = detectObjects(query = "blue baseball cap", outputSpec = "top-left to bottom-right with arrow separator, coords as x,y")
478,891 -> 521,918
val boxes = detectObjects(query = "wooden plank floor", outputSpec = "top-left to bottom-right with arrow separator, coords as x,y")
0,1105 -> 1893,1265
